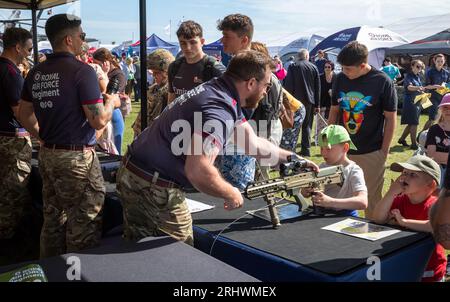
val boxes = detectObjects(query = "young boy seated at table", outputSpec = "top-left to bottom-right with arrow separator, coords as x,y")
372,155 -> 447,282
302,125 -> 368,217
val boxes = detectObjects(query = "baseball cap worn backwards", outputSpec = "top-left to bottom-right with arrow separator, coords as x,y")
318,125 -> 357,150
391,155 -> 441,186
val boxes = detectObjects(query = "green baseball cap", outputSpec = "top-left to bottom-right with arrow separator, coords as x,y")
318,125 -> 357,150
390,155 -> 441,186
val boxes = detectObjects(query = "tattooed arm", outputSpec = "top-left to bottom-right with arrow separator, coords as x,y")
430,189 -> 450,249
185,132 -> 243,210
18,101 -> 40,140
82,94 -> 117,130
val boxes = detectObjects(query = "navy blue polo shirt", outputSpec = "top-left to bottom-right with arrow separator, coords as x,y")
0,57 -> 26,134
22,52 -> 102,145
426,67 -> 450,101
129,75 -> 246,188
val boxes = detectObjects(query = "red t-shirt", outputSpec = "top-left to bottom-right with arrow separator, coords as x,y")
391,194 -> 447,282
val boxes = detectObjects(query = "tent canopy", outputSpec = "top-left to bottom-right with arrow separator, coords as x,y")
0,0 -> 76,9
203,39 -> 223,51
0,0 -> 78,62
310,26 -> 409,69
202,39 -> 231,66
278,34 -> 324,62
386,28 -> 450,55
129,33 -> 178,56
384,13 -> 450,43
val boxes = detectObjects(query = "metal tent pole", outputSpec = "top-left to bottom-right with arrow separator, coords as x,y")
31,0 -> 39,64
139,0 -> 148,131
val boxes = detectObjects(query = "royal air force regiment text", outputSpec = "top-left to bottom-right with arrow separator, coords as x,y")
31,73 -> 61,104
173,286 -> 277,299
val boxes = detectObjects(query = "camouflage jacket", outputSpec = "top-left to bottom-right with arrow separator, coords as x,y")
132,82 -> 169,136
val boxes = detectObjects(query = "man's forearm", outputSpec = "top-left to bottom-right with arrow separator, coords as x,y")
430,189 -> 450,248
328,105 -> 339,125
18,106 -> 40,140
22,116 -> 40,139
254,136 -> 291,167
190,165 -> 237,199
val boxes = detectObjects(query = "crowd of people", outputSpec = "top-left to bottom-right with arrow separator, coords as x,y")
1,12 -> 450,282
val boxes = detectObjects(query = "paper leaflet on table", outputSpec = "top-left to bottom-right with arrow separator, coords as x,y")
321,218 -> 401,241
413,93 -> 433,109
186,198 -> 215,213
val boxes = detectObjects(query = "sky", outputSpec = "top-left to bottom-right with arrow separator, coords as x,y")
0,0 -> 449,46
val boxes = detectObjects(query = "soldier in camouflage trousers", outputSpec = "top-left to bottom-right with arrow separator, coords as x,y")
18,14 -> 116,258
116,164 -> 193,245
0,27 -> 34,239
0,136 -> 32,239
38,148 -> 105,258
123,49 -> 194,244
132,49 -> 174,137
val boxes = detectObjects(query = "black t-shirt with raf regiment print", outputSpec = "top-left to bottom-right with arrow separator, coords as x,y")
332,67 -> 397,155
168,55 -> 225,97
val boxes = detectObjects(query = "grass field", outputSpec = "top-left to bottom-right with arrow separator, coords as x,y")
123,102 -> 428,197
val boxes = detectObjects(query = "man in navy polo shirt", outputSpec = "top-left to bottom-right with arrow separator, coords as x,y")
19,14 -> 117,258
0,27 -> 33,240
116,50 -> 319,245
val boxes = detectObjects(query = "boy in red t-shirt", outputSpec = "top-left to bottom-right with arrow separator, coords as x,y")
373,155 -> 447,282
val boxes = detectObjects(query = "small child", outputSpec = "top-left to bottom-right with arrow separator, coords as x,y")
425,93 -> 450,187
302,125 -> 368,216
373,155 -> 447,282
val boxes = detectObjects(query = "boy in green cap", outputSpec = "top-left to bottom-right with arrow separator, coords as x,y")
302,125 -> 368,216
373,155 -> 446,282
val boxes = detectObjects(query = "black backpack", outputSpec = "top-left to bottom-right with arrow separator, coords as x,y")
168,55 -> 222,86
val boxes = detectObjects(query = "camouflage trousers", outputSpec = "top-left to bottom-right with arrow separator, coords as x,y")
39,148 -> 105,259
0,136 -> 32,239
116,165 -> 193,246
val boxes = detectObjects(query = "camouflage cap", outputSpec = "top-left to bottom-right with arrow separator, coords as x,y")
147,49 -> 175,72
391,155 -> 441,186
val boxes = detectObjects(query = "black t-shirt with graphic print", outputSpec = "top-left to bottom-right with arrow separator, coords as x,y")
332,67 -> 397,155
426,124 -> 450,154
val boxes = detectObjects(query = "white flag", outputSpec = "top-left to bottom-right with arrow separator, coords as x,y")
164,23 -> 171,36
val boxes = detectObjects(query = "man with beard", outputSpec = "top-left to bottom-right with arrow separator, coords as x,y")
116,50 -> 318,245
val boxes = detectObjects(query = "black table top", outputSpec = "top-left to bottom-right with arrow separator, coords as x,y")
190,193 -> 432,276
0,235 -> 258,282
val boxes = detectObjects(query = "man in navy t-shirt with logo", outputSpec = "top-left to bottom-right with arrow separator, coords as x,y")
116,50 -> 319,245
19,14 -> 118,258
0,27 -> 33,240
328,41 -> 397,220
